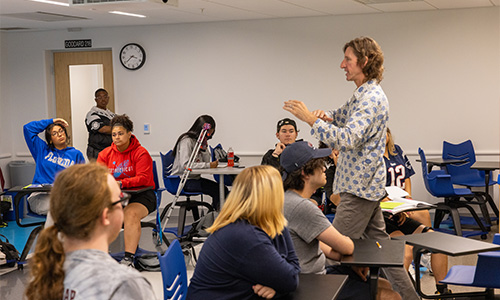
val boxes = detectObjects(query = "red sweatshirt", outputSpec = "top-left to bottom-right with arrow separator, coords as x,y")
97,135 -> 154,189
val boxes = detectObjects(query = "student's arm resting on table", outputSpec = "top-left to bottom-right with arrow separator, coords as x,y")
317,225 -> 354,260
178,137 -> 210,169
240,228 -> 300,295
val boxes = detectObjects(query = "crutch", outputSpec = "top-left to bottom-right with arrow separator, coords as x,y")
161,123 -> 211,233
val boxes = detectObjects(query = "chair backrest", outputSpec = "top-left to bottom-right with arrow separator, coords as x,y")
160,150 -> 175,177
152,161 -> 160,192
418,148 -> 456,197
160,151 -> 179,195
157,239 -> 188,300
442,140 -> 483,182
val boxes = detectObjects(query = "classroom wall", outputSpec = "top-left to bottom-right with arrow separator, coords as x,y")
1,7 -> 499,203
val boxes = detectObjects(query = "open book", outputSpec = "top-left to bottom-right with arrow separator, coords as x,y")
380,186 -> 435,214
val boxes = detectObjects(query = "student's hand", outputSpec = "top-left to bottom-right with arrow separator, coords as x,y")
351,266 -> 368,281
252,284 -> 276,299
53,118 -> 69,127
311,109 -> 334,123
283,100 -> 318,127
330,149 -> 339,165
273,142 -> 286,156
210,160 -> 219,168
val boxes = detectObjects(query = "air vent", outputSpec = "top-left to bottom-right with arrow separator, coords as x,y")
356,0 -> 423,4
69,0 -> 178,11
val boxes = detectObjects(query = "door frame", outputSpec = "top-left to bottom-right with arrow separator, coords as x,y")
53,50 -> 115,146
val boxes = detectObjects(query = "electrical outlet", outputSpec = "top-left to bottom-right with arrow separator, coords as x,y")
144,123 -> 150,134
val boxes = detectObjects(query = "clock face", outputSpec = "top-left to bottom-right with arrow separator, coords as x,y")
120,43 -> 146,70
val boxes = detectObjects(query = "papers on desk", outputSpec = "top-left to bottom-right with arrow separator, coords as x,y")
23,184 -> 52,189
381,186 -> 435,214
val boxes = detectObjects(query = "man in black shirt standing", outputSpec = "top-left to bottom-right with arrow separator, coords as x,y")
85,88 -> 116,160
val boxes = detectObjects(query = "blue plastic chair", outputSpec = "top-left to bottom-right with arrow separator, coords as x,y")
157,239 -> 187,300
159,151 -> 213,237
418,148 -> 488,238
440,233 -> 500,293
443,140 -> 498,223
442,140 -> 497,187
140,161 -> 168,246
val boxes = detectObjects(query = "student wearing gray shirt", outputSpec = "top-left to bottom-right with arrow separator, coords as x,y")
25,163 -> 155,300
281,141 -> 401,300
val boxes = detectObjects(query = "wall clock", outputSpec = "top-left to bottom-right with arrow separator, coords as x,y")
119,43 -> 146,70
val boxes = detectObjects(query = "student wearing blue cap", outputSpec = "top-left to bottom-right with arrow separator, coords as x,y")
280,141 -> 401,300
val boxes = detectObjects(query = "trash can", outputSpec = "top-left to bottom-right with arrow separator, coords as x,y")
8,160 -> 35,187
3,161 -> 36,221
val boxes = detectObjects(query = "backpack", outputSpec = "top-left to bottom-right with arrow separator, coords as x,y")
185,211 -> 218,240
0,234 -> 19,268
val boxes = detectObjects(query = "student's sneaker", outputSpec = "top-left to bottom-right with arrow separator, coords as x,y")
0,221 -> 7,228
420,253 -> 433,275
120,256 -> 134,268
408,264 -> 416,281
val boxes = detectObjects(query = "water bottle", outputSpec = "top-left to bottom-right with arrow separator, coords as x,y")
227,147 -> 234,167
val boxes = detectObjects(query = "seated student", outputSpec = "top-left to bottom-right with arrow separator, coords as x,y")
280,141 -> 401,300
383,128 -> 450,296
25,163 -> 155,300
261,118 -> 301,169
171,115 -> 228,211
187,166 -> 300,300
23,118 -> 85,215
97,114 -> 155,267
311,142 -> 340,213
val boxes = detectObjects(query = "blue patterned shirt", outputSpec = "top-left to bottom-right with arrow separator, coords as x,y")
311,80 -> 389,201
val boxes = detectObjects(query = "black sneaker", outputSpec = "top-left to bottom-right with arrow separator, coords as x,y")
120,256 -> 134,268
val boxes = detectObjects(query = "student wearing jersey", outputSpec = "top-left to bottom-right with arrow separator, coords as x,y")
382,128 -> 451,296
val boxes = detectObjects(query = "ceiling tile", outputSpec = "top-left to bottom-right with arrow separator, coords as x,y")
425,0 -> 494,9
283,0 -> 380,15
368,1 -> 435,12
205,0 -> 326,18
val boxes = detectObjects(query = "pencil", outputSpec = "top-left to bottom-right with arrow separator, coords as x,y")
376,241 -> 382,249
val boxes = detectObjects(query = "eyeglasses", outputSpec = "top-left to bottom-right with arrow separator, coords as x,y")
51,129 -> 65,136
111,192 -> 130,208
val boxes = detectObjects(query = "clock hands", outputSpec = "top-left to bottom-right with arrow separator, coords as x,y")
125,55 -> 137,63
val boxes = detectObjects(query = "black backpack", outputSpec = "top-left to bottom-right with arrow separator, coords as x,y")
0,234 -> 19,268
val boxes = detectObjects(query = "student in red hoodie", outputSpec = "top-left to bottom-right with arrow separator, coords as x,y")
97,114 -> 155,268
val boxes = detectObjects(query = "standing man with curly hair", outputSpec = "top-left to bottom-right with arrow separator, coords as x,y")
284,37 -> 419,299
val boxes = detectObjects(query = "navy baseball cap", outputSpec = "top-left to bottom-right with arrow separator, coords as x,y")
280,141 -> 331,180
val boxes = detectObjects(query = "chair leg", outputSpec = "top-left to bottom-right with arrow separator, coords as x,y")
177,205 -> 188,237
434,209 -> 446,229
459,203 -> 489,233
473,194 -> 492,226
448,206 -> 463,237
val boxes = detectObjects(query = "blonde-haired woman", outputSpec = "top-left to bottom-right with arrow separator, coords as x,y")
25,164 -> 155,300
187,165 -> 300,300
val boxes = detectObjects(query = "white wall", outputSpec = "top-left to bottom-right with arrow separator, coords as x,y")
0,7 -> 499,203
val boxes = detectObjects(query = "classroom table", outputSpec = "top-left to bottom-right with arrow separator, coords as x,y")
471,161 -> 500,221
395,231 -> 500,299
340,239 -> 405,300
416,158 -> 466,173
190,166 -> 244,207
284,273 -> 348,300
